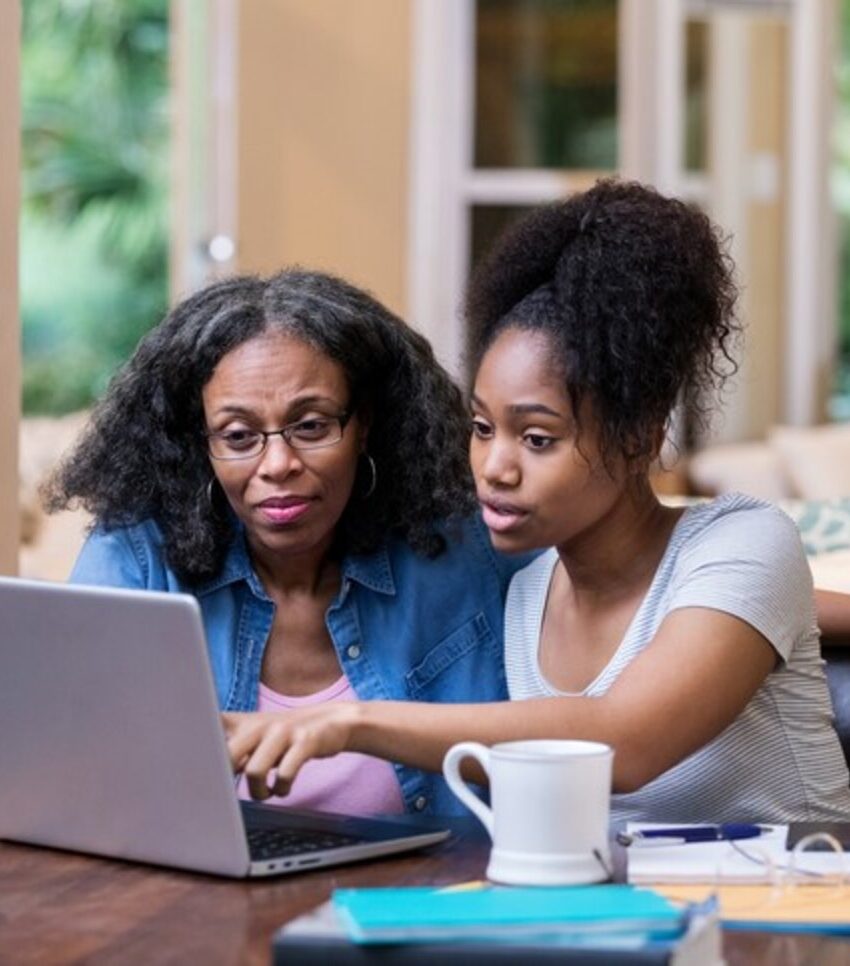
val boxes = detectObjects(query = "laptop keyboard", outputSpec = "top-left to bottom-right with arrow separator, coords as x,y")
246,825 -> 366,861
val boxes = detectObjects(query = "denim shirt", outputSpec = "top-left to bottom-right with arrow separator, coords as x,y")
70,515 -> 525,816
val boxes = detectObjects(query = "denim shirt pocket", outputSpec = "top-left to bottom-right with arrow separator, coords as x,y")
404,612 -> 501,700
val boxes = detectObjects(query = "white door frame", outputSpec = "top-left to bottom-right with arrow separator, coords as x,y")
785,0 -> 837,425
407,0 -> 474,376
407,0 -> 615,376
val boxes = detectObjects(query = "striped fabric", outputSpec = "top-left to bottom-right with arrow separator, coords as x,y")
504,493 -> 850,824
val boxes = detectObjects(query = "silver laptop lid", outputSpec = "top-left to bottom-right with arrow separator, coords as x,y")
0,577 -> 251,877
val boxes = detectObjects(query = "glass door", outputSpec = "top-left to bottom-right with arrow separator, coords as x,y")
409,0 -> 837,436
470,0 -> 618,264
409,0 -> 619,377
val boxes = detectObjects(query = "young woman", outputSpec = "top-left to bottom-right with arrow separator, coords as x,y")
226,181 -> 850,823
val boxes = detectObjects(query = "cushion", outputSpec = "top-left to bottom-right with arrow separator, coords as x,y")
769,423 -> 850,499
779,499 -> 850,557
687,441 -> 793,500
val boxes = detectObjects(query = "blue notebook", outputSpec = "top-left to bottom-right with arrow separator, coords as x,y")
332,885 -> 685,944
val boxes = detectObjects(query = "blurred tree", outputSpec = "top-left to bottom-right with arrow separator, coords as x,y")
21,0 -> 169,414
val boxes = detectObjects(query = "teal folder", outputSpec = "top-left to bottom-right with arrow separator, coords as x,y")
332,885 -> 685,944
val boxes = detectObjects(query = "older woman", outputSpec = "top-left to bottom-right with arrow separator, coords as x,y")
46,269 -> 520,817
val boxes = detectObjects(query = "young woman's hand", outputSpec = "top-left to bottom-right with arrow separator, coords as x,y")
221,703 -> 362,800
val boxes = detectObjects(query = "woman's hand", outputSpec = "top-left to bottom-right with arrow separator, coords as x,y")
222,703 -> 362,801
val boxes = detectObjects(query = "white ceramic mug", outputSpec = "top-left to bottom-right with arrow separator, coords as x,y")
443,739 -> 614,886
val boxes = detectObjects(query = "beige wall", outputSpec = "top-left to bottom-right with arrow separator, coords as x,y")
237,1 -> 411,316
746,20 -> 786,437
0,2 -> 20,575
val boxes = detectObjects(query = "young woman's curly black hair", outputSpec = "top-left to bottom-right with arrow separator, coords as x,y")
44,269 -> 476,583
466,179 -> 741,468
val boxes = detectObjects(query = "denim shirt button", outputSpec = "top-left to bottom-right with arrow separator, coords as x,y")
413,795 -> 427,811
346,644 -> 361,660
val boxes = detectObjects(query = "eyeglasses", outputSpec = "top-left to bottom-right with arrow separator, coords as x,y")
205,412 -> 351,461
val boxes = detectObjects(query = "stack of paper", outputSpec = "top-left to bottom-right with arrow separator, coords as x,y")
626,824 -> 848,885
654,883 -> 850,935
624,823 -> 850,935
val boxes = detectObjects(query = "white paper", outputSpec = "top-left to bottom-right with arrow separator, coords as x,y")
625,824 -> 849,885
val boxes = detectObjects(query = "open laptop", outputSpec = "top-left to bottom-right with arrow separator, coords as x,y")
0,577 -> 449,877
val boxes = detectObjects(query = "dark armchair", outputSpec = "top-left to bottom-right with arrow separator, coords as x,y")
822,642 -> 850,772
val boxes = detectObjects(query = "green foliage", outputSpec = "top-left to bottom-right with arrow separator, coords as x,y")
20,0 -> 169,414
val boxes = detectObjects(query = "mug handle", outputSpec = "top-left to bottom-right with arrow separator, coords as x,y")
442,741 -> 494,836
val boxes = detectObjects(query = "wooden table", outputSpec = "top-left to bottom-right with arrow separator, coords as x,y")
1,823 -> 849,965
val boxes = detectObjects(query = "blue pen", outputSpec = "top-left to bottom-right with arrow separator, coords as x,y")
616,823 -> 771,847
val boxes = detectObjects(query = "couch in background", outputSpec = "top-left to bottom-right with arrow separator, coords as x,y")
688,423 -> 850,595
689,422 -> 850,503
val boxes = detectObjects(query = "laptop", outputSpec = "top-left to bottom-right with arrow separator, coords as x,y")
0,577 -> 449,877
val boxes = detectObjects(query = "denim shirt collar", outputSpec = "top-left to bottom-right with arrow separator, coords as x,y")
340,548 -> 395,595
194,526 -> 397,600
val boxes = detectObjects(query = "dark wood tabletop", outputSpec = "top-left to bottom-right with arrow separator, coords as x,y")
2,824 -> 850,965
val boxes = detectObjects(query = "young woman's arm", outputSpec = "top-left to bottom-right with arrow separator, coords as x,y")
815,588 -> 850,644
224,605 -> 775,800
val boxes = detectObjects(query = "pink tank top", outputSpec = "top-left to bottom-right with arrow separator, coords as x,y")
237,676 -> 405,817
